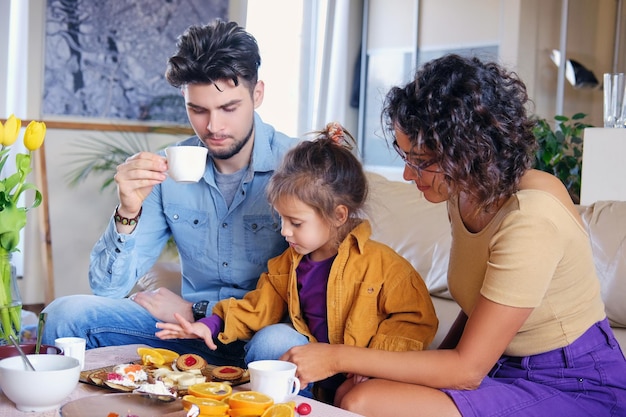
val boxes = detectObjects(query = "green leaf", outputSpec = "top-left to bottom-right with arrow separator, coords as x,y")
532,113 -> 593,203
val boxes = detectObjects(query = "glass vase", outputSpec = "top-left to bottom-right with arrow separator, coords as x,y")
0,250 -> 22,346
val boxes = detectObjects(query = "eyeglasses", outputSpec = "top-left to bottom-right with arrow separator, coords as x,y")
392,141 -> 440,175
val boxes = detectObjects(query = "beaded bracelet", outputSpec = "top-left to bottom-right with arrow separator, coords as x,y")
114,206 -> 142,226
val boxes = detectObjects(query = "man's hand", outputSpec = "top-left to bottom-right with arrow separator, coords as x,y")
114,152 -> 168,216
130,287 -> 193,323
155,312 -> 218,350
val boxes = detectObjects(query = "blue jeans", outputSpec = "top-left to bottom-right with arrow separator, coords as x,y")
244,323 -> 309,363
43,295 -> 311,372
42,295 -> 248,366
244,323 -> 314,398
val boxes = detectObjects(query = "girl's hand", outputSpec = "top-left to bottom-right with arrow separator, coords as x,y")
155,312 -> 218,350
280,343 -> 338,386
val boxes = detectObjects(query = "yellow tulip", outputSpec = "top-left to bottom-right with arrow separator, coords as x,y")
1,114 -> 21,146
23,120 -> 46,151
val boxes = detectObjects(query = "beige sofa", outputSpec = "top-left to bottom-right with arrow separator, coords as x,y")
135,172 -> 626,350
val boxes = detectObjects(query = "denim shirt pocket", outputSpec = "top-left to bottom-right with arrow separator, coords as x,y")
164,205 -> 210,258
243,214 -> 283,265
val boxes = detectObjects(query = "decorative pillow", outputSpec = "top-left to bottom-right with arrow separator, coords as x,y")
580,201 -> 626,328
365,172 -> 452,297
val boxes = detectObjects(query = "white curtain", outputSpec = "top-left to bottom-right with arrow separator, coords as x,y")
302,0 -> 363,136
2,0 -> 51,305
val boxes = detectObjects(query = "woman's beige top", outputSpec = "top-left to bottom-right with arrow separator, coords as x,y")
448,190 -> 606,356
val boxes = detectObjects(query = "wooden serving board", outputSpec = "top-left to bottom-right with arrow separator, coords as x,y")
79,361 -> 250,395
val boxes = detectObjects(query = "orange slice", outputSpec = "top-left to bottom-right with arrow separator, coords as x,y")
261,403 -> 295,417
228,391 -> 273,415
152,347 -> 179,364
188,381 -> 233,400
182,395 -> 229,416
136,347 -> 164,366
228,407 -> 264,417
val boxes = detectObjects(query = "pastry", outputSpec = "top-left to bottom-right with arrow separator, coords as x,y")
175,353 -> 207,371
210,365 -> 244,381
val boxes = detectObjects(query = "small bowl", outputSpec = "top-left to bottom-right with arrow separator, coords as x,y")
0,354 -> 80,412
0,344 -> 63,360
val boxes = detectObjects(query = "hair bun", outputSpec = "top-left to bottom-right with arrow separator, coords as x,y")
326,122 -> 345,144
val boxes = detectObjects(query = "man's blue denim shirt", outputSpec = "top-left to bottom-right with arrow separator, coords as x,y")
89,113 -> 295,307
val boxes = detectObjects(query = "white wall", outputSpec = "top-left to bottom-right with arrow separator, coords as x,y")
44,130 -> 183,299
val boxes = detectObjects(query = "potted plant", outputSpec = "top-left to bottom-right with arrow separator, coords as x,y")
65,130 -> 181,257
532,113 -> 592,204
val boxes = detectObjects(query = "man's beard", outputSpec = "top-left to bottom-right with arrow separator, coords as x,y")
209,123 -> 255,160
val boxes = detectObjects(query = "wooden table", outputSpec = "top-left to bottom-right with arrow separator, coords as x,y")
0,344 -> 364,417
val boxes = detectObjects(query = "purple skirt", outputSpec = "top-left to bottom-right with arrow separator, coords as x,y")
443,318 -> 626,417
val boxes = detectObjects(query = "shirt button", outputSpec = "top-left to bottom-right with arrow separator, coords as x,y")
222,262 -> 228,267
173,214 -> 179,220
222,223 -> 228,228
193,219 -> 199,224
115,248 -> 121,253
251,224 -> 258,230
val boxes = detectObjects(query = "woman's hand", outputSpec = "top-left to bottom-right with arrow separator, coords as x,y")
155,312 -> 218,350
280,343 -> 339,386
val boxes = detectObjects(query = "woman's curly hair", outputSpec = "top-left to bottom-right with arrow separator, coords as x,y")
382,54 -> 537,212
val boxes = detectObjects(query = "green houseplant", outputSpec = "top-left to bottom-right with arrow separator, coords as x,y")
65,129 -> 181,256
65,130 -> 174,192
532,113 -> 592,204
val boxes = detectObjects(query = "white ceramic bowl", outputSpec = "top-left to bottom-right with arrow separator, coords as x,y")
0,354 -> 80,412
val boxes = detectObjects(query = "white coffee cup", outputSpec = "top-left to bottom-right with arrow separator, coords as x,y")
54,337 -> 87,370
165,146 -> 208,183
248,360 -> 301,403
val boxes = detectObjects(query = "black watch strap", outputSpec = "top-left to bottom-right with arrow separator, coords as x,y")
192,300 -> 210,321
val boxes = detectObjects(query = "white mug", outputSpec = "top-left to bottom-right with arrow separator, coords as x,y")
248,360 -> 301,403
165,146 -> 208,183
54,337 -> 86,370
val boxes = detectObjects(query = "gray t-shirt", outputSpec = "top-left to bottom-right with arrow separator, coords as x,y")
214,166 -> 247,208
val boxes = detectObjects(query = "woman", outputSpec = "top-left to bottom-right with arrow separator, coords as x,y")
281,54 -> 626,417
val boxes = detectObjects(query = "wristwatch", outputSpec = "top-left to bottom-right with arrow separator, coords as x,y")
192,300 -> 210,321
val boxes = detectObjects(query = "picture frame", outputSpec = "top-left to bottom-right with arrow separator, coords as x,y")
42,0 -> 228,125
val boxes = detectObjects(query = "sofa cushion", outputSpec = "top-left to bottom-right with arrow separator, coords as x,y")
365,172 -> 452,297
580,201 -> 626,328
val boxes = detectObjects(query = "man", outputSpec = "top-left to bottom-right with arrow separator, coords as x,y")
42,19 -> 296,367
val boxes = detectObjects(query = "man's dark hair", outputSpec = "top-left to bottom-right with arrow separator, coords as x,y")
165,19 -> 261,91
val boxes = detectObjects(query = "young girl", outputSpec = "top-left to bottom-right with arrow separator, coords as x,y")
155,123 -> 438,404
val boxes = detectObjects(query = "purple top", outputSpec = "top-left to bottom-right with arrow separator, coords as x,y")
200,254 -> 335,342
296,254 -> 334,343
